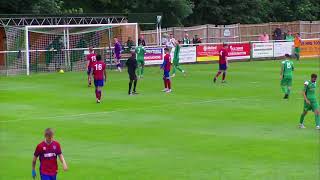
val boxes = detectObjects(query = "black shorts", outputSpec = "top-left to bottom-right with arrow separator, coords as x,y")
129,72 -> 137,81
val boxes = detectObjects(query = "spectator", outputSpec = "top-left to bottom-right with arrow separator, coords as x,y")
193,35 -> 202,44
168,33 -> 176,49
182,33 -> 191,46
161,33 -> 169,46
126,37 -> 134,52
285,30 -> 294,42
259,32 -> 269,42
273,25 -> 282,40
138,35 -> 146,46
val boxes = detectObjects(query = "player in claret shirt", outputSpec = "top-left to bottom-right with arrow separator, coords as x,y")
86,47 -> 97,87
32,128 -> 68,180
161,48 -> 172,93
214,43 -> 229,83
91,54 -> 107,103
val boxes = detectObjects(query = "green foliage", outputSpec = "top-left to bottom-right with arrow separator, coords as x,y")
0,0 -> 319,26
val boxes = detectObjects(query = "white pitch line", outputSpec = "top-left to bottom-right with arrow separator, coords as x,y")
0,97 -> 256,123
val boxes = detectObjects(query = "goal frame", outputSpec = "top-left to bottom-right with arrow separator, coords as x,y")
25,23 -> 139,75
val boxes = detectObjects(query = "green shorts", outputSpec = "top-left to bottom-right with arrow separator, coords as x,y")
137,59 -> 144,65
173,61 -> 179,66
281,77 -> 292,86
304,100 -> 319,112
295,47 -> 301,54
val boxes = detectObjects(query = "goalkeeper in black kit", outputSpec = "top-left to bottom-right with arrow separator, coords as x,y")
126,50 -> 138,95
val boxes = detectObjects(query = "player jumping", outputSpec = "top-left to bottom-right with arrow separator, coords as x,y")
213,44 -> 228,83
91,54 -> 107,103
114,38 -> 122,72
86,47 -> 96,87
32,128 -> 68,180
280,54 -> 294,99
161,48 -> 172,93
172,40 -> 185,77
126,50 -> 138,95
299,74 -> 320,129
135,43 -> 146,79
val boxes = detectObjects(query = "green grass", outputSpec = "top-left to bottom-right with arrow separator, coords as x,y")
1,59 -> 319,180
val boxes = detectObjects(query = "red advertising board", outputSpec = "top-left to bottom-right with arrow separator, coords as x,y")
196,44 -> 222,61
196,43 -> 250,61
228,43 -> 251,60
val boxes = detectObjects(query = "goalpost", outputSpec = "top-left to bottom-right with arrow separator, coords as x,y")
8,23 -> 138,75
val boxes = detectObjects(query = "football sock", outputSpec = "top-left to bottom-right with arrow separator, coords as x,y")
315,114 -> 320,126
129,81 -> 133,94
167,79 -> 171,89
287,88 -> 291,95
176,65 -> 184,73
281,86 -> 287,94
215,72 -> 222,78
141,67 -> 144,76
137,67 -> 141,76
88,76 -> 91,85
164,79 -> 167,89
222,72 -> 226,81
133,80 -> 137,92
98,90 -> 102,100
172,66 -> 176,74
95,89 -> 98,99
300,114 -> 306,124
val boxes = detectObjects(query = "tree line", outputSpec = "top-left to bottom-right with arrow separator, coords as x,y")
1,0 -> 319,27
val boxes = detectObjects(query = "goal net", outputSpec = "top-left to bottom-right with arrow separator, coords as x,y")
1,23 -> 138,75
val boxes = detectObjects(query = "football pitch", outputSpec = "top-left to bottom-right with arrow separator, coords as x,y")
0,59 -> 319,179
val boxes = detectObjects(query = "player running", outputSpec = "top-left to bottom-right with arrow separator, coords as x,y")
299,74 -> 320,129
32,128 -> 68,180
135,43 -> 146,79
171,40 -> 185,77
86,47 -> 96,87
161,48 -> 172,93
114,38 -> 122,72
213,44 -> 228,83
280,54 -> 294,99
126,50 -> 138,95
294,33 -> 302,61
91,54 -> 107,103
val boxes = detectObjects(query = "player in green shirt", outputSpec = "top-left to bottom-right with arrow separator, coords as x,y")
135,44 -> 146,78
280,54 -> 294,99
172,41 -> 185,77
299,74 -> 320,129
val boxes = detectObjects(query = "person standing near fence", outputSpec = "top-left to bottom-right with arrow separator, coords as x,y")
182,33 -> 190,46
294,33 -> 302,61
285,30 -> 294,41
273,26 -> 282,40
193,35 -> 202,44
172,40 -> 186,77
138,35 -> 146,46
259,32 -> 269,42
